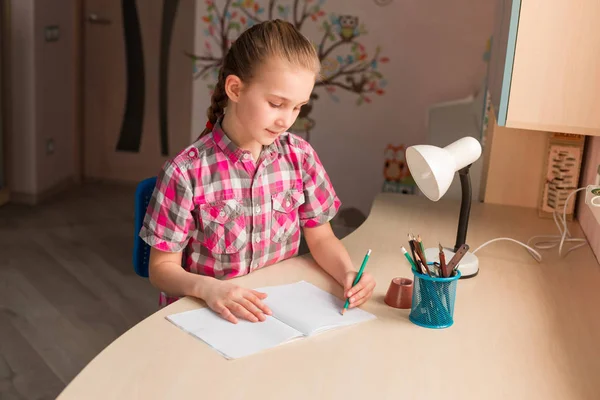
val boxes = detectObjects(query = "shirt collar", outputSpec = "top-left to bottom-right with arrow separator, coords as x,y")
211,118 -> 281,163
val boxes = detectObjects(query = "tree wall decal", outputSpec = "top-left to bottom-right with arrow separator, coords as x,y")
187,0 -> 389,142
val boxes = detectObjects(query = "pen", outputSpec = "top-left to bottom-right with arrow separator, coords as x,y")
341,249 -> 372,315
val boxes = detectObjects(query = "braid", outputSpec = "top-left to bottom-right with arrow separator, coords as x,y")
208,67 -> 228,123
199,67 -> 228,137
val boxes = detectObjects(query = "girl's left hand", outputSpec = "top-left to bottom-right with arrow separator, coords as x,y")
343,271 -> 376,309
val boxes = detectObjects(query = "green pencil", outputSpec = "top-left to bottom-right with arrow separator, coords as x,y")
341,249 -> 372,315
402,246 -> 417,271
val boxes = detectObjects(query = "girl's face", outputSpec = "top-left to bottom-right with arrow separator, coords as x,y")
227,57 -> 316,147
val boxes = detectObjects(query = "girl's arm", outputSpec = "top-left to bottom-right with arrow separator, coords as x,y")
148,247 -> 211,299
303,223 -> 376,308
148,248 -> 272,323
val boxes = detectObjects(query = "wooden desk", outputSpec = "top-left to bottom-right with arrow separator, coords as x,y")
58,194 -> 600,399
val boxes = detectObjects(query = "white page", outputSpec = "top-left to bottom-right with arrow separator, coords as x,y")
259,281 -> 376,336
166,307 -> 303,359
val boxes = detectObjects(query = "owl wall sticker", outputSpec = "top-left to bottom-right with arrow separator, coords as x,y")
382,144 -> 417,194
337,15 -> 359,41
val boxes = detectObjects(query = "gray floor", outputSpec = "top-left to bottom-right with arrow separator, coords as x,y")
0,182 -> 356,399
0,183 -> 157,400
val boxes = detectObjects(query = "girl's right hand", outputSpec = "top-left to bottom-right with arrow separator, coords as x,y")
202,280 -> 272,324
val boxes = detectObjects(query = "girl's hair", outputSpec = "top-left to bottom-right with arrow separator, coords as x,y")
199,19 -> 320,137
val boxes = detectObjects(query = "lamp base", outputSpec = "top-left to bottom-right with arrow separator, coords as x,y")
423,247 -> 479,278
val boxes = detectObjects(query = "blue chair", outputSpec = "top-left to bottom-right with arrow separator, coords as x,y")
133,177 -> 157,277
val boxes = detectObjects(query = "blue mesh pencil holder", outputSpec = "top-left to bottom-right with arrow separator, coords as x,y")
409,269 -> 461,329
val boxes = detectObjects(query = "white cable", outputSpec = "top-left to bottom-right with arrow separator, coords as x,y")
472,237 -> 542,262
472,187 -> 588,262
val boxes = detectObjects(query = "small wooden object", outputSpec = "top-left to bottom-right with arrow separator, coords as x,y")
538,133 -> 585,221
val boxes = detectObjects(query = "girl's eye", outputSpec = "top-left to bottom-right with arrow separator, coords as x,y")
269,102 -> 282,108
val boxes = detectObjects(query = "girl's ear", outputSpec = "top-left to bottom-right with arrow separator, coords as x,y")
224,74 -> 243,103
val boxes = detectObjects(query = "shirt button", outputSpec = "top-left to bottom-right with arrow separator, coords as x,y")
255,237 -> 260,243
285,201 -> 291,207
243,153 -> 250,159
219,211 -> 225,217
254,206 -> 260,214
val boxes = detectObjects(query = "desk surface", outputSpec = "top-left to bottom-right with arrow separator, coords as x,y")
58,193 -> 600,399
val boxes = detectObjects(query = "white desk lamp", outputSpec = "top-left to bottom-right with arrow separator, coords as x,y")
405,136 -> 483,278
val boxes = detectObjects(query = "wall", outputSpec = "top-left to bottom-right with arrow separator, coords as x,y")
34,0 -> 76,193
9,0 -> 37,195
577,136 -> 600,261
9,0 -> 76,201
191,0 -> 495,216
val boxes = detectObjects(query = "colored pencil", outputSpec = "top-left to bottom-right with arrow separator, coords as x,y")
341,249 -> 372,315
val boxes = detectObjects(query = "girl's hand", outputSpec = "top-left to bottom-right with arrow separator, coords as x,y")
343,271 -> 376,309
202,280 -> 272,324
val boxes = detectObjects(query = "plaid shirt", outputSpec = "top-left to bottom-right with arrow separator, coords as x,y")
139,120 -> 341,305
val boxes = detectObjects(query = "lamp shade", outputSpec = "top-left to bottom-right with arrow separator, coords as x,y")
406,137 -> 482,201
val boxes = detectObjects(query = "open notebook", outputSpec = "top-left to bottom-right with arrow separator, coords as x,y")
166,280 -> 376,359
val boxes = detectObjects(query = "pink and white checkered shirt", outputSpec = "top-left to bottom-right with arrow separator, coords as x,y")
139,120 -> 341,305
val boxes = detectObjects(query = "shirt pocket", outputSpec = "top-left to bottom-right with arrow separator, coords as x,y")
199,199 -> 247,254
271,190 -> 305,243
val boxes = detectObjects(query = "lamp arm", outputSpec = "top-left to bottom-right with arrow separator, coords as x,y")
454,164 -> 472,252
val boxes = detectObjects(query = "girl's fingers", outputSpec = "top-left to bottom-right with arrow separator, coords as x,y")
247,291 -> 272,315
215,303 -> 238,324
229,301 -> 259,323
348,281 -> 376,308
239,298 -> 266,321
348,290 -> 367,307
347,273 -> 376,298
251,290 -> 268,300
346,280 -> 365,298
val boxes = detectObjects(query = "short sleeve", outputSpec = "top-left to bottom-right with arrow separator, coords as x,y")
139,161 -> 195,252
298,143 -> 341,228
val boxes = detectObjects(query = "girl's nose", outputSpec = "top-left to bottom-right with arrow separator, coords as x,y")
276,113 -> 293,129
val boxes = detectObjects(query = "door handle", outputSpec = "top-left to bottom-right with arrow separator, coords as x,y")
88,13 -> 112,25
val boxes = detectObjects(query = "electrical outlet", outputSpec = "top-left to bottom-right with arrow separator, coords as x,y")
46,138 -> 55,155
585,185 -> 600,226
44,25 -> 59,42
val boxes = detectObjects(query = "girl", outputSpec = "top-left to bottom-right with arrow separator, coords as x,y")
140,19 -> 375,324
